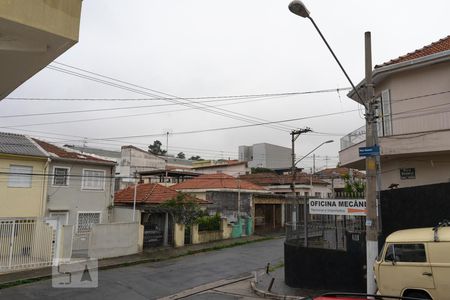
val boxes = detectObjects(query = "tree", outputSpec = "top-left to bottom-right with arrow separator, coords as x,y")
148,140 -> 167,155
176,152 -> 186,159
189,155 -> 202,161
160,193 -> 202,225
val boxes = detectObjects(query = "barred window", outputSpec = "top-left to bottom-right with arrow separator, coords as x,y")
53,167 -> 69,186
82,169 -> 105,190
9,165 -> 33,188
77,212 -> 101,233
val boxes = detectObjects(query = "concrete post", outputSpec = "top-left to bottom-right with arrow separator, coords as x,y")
173,223 -> 185,248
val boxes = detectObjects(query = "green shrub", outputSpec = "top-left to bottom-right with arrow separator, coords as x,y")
197,213 -> 221,231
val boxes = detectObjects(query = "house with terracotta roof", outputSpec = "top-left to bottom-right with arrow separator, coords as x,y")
340,36 -> 450,190
172,173 -> 269,236
33,139 -> 116,252
115,183 -> 208,247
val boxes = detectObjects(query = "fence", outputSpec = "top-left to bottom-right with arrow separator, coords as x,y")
285,196 -> 365,251
0,218 -> 55,272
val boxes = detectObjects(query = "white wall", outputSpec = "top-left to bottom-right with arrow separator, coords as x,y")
88,222 -> 142,259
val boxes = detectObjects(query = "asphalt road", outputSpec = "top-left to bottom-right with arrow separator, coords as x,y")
0,238 -> 284,300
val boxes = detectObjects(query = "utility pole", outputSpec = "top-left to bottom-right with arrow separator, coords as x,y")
364,31 -> 379,295
290,127 -> 311,229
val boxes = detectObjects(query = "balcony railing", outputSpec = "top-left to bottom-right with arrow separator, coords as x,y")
340,125 -> 366,150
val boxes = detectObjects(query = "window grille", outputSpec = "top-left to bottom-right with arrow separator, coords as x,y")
77,212 -> 100,233
53,167 -> 69,186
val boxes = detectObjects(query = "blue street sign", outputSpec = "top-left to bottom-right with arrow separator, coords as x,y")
359,145 -> 380,157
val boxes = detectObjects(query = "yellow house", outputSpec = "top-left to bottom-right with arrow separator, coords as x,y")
0,132 -> 49,217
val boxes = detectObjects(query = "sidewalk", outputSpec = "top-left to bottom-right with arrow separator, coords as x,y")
0,235 -> 269,288
251,267 -> 326,300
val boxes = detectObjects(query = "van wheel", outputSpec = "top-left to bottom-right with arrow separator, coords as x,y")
404,291 -> 432,299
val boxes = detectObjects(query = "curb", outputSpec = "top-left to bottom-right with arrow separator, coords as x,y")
250,278 -> 303,300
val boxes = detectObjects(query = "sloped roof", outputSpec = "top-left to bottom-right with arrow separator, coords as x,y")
34,139 -> 115,164
0,132 -> 47,157
172,173 -> 267,191
114,183 -> 208,205
239,172 -> 328,186
375,36 -> 450,68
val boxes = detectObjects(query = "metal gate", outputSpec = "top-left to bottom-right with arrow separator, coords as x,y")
0,218 -> 56,272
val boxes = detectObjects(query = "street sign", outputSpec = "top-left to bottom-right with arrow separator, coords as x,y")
400,168 -> 416,179
309,199 -> 367,216
359,145 -> 380,157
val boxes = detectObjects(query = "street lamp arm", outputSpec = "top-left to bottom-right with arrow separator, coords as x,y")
306,16 -> 367,109
294,140 -> 333,166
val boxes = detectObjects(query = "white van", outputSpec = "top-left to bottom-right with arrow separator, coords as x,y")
374,224 -> 450,299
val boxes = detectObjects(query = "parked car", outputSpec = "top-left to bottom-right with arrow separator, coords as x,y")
374,222 -> 450,299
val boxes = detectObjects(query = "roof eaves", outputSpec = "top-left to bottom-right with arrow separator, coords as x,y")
348,50 -> 450,102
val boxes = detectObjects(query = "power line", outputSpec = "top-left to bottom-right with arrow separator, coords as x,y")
46,64 -> 292,132
4,87 -> 352,102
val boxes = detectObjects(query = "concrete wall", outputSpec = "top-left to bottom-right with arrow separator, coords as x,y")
191,218 -> 231,244
88,222 -> 142,259
194,164 -> 249,177
112,207 -> 141,224
0,155 -> 48,217
0,0 -> 82,41
120,146 -> 166,182
206,191 -> 252,222
248,143 -> 291,169
46,161 -> 115,229
379,153 -> 450,190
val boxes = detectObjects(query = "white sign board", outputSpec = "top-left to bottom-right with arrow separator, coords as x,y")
308,199 -> 366,216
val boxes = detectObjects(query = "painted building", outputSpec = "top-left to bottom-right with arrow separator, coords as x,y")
34,139 -> 116,233
0,0 -> 82,100
0,132 -> 49,217
193,160 -> 249,177
339,36 -> 450,190
239,143 -> 291,170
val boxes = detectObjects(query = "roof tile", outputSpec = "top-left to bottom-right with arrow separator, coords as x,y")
376,36 -> 450,68
172,173 -> 267,191
114,183 -> 207,205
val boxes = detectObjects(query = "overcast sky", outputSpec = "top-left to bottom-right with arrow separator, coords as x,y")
1,0 -> 449,170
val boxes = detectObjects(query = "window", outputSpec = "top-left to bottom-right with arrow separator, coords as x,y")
53,167 -> 69,186
385,243 -> 426,263
315,192 -> 322,198
77,212 -> 101,233
82,169 -> 105,190
8,165 -> 33,188
376,89 -> 393,137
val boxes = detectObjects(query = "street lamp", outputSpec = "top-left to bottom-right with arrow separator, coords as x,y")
289,0 -> 379,294
291,139 -> 334,247
295,139 -> 333,166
